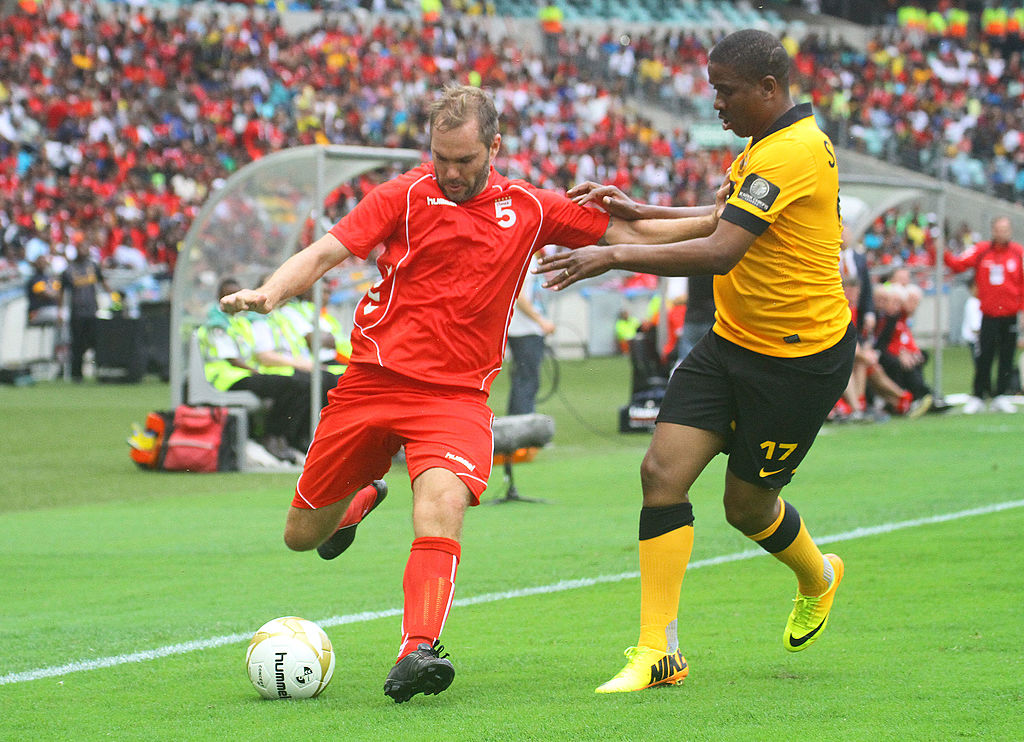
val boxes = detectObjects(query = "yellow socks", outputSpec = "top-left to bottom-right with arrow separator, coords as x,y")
749,499 -> 832,596
633,499 -> 831,654
637,503 -> 695,652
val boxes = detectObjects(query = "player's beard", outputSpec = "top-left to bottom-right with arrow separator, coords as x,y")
440,163 -> 490,203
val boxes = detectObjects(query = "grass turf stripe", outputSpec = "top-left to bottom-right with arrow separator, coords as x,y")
3,498 -> 1021,686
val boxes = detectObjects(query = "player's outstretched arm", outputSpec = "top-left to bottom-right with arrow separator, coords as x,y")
538,219 -> 756,291
220,233 -> 354,315
570,181 -> 729,221
595,180 -> 731,246
605,211 -> 717,246
569,182 -> 646,219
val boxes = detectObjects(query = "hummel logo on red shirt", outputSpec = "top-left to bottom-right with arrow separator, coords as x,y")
427,196 -> 457,207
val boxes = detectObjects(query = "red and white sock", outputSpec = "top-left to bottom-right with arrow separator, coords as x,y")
397,536 -> 461,661
336,483 -> 381,530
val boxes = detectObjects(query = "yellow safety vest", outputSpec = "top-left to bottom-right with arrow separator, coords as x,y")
982,6 -> 1008,36
196,324 -> 251,391
232,314 -> 296,377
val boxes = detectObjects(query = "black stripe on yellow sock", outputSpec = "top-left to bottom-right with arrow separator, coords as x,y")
639,503 -> 695,540
755,501 -> 801,553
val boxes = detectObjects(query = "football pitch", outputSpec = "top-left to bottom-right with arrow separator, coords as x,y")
1,348 -> 1022,741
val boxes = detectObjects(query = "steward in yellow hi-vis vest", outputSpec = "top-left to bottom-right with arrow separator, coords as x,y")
716,101 -> 851,357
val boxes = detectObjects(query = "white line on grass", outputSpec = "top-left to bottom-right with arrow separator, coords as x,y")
3,498 -> 1022,686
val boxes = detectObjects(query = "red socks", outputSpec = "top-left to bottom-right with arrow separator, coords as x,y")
336,483 -> 381,529
398,536 -> 461,661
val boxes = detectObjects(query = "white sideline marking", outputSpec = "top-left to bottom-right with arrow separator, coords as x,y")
3,499 -> 1022,686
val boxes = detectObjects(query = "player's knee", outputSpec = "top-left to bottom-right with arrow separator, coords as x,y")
641,448 -> 677,489
723,488 -> 778,535
723,501 -> 754,533
411,486 -> 471,539
283,524 -> 318,552
421,491 -> 469,522
639,453 -> 682,505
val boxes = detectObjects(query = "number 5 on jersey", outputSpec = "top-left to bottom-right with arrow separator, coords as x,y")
495,198 -> 516,228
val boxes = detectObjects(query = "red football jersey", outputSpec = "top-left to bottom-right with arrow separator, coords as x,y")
329,163 -> 610,391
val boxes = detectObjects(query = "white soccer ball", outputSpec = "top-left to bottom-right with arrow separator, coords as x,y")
245,616 -> 335,699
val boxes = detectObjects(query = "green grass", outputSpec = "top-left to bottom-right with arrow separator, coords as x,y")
2,346 -> 1023,740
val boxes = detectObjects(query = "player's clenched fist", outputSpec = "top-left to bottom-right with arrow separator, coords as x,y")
220,289 -> 274,314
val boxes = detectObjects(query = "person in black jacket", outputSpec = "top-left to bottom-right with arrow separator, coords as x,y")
60,244 -> 111,382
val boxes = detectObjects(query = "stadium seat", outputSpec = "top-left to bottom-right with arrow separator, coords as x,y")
0,295 -> 59,380
22,323 -> 57,377
185,332 -> 260,409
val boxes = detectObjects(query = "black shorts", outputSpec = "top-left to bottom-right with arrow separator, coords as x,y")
657,325 -> 856,489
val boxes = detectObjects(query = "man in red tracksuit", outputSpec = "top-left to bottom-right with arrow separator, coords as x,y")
945,215 -> 1024,412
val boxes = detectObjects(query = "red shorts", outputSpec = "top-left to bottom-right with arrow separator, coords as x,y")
293,364 -> 494,509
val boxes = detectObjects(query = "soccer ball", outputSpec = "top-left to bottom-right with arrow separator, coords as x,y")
245,616 -> 335,699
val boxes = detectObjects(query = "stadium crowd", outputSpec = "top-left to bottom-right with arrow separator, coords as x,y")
0,0 -> 1018,400
4,1 -> 1021,282
0,0 -> 732,288
796,4 -> 1024,202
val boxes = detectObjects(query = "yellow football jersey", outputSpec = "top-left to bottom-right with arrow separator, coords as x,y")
714,103 -> 851,357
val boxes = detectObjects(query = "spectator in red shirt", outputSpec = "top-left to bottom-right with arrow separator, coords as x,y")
944,215 -> 1024,412
873,281 -> 934,415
